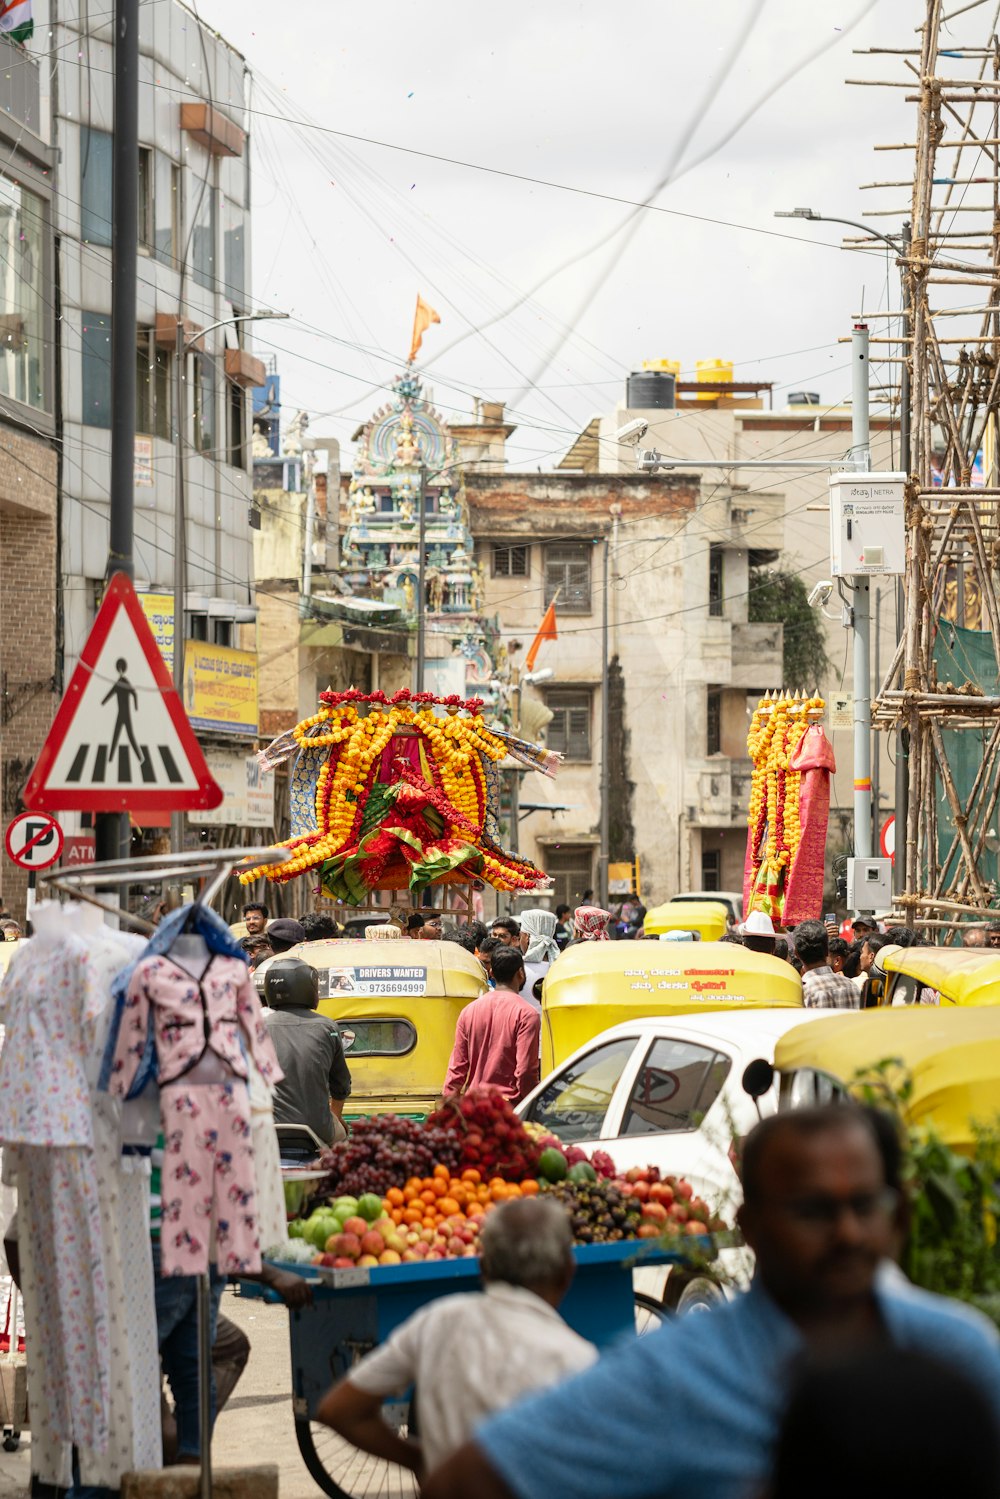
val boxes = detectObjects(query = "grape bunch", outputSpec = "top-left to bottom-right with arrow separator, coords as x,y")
428,1086 -> 542,1182
321,1114 -> 464,1198
541,1178 -> 643,1245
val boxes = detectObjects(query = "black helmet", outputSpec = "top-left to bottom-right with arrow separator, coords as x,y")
264,957 -> 319,1009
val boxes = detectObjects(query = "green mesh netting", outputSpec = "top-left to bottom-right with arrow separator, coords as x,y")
932,618 -> 999,889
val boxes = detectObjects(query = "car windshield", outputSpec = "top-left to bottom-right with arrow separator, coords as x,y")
524,1036 -> 636,1142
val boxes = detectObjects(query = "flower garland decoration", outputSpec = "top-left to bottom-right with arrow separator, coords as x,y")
744,690 -> 825,919
239,690 -> 551,897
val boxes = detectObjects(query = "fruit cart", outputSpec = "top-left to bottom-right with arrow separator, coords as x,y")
241,1239 -> 689,1499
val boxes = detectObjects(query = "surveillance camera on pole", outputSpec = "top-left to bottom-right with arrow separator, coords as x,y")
615,418 -> 649,446
807,581 -> 834,609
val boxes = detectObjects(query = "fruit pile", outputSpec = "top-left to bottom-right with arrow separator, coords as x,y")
540,1177 -> 644,1244
619,1166 -> 728,1237
318,1113 -> 464,1198
427,1086 -> 542,1182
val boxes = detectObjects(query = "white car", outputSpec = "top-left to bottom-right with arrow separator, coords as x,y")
518,1008 -> 827,1311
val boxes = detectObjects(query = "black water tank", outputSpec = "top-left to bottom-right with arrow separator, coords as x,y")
626,370 -> 676,410
788,391 -> 820,406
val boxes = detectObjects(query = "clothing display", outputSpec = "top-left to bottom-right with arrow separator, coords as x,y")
160,1080 -> 260,1275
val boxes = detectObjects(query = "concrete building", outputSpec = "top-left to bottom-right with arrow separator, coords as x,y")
0,13 -> 59,919
52,1 -> 265,859
467,456 -> 785,908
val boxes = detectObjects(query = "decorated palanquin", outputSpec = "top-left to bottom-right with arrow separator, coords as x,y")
743,691 -> 835,927
239,688 -> 559,901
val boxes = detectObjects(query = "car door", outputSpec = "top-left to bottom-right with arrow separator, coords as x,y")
520,1035 -> 643,1148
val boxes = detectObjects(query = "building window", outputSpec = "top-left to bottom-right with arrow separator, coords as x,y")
81,309 -> 112,428
154,154 -> 180,266
193,355 -> 217,454
0,175 -> 47,411
191,183 -> 217,292
701,848 -> 721,890
544,688 -> 592,760
228,381 -> 246,469
135,328 -> 171,440
81,126 -> 113,246
709,544 -> 724,617
137,146 -> 153,252
542,845 -> 595,912
187,612 -> 208,641
223,198 -> 245,309
213,617 -> 233,647
492,544 -> 530,578
707,687 -> 721,756
544,542 -> 592,613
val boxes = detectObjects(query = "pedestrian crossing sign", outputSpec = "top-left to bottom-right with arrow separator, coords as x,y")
22,572 -> 224,813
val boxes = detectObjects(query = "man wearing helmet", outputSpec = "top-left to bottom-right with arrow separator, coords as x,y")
264,958 -> 352,1145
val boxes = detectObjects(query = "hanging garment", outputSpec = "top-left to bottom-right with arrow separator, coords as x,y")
246,1051 -> 287,1255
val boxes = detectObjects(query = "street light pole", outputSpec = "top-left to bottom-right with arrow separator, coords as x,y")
851,322 -> 873,861
599,535 -> 610,909
415,463 -> 427,692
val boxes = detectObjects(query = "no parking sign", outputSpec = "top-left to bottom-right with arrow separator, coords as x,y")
5,811 -> 64,870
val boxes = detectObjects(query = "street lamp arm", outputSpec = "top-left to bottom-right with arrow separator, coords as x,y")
183,309 -> 289,352
775,209 -> 906,257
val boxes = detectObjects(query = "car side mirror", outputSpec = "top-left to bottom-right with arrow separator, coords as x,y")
742,1058 -> 775,1119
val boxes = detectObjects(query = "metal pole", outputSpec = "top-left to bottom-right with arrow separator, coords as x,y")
197,1273 -> 212,1499
873,586 -> 881,852
894,221 -> 911,898
599,536 -> 610,908
852,322 -> 873,861
96,0 -> 139,873
170,320 -> 186,855
415,463 -> 427,691
302,456 -> 315,610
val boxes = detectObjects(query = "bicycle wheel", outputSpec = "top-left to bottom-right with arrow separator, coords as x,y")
294,1414 -> 419,1499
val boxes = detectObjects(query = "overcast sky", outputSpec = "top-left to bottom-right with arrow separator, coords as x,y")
200,0 -> 915,468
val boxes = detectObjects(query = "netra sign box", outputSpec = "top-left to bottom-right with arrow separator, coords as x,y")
829,471 -> 906,577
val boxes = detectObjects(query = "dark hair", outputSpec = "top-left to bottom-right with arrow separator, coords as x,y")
555,904 -> 571,920
300,912 -> 338,942
828,936 -> 851,961
490,943 -> 525,988
772,1346 -> 1000,1499
864,932 -> 891,957
743,934 -> 776,955
478,935 -> 502,958
468,920 -> 488,947
793,919 -> 829,966
886,925 -> 918,947
406,913 -> 425,932
243,902 -> 268,919
740,1104 -> 897,1207
719,931 -> 744,946
774,937 -> 790,962
492,916 -> 520,939
444,928 -> 478,954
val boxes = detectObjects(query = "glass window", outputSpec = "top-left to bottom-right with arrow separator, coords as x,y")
81,126 -> 112,246
544,542 -> 592,612
136,329 -> 171,439
153,152 -> 179,265
707,688 -> 721,756
0,175 -> 46,410
492,544 -> 530,577
621,1038 -> 731,1136
136,329 -> 152,434
81,309 -> 111,428
137,146 -> 153,252
193,355 -> 217,454
709,544 -> 724,617
213,618 -> 233,647
223,198 -> 245,308
544,688 -> 591,760
523,1036 -> 636,1142
187,612 -> 208,641
191,182 -> 216,292
333,1019 -> 417,1058
701,848 -> 722,891
542,846 -> 594,911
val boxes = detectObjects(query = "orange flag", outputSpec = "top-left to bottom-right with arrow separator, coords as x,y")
408,295 -> 441,362
525,599 -> 558,672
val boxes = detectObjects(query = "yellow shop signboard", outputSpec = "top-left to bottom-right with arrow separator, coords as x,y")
183,642 -> 258,736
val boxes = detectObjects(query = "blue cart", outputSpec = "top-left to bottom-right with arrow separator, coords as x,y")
248,1241 -> 687,1499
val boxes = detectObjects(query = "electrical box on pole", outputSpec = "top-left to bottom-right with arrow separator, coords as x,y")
829,473 -> 907,577
846,856 -> 893,914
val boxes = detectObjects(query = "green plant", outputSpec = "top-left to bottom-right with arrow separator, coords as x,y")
748,568 -> 831,688
852,1059 -> 1000,1319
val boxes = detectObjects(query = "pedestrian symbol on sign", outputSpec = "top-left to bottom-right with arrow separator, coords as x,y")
103,658 -> 145,767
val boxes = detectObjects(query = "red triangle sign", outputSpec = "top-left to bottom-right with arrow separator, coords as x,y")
23,573 -> 224,813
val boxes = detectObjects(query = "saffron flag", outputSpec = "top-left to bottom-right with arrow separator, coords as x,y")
408,294 -> 440,363
525,600 -> 558,672
0,0 -> 32,42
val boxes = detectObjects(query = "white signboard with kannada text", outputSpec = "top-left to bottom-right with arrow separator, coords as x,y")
189,753 -> 275,829
622,963 -> 747,1001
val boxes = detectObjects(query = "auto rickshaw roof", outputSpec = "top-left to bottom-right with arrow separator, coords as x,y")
774,1006 -> 1000,1152
880,944 -> 1000,1005
643,900 -> 731,935
275,936 -> 485,997
543,939 -> 802,1010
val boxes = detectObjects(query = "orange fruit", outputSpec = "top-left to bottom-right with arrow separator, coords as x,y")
391,1209 -> 404,1224
421,1216 -> 436,1229
489,1182 -> 507,1202
505,1183 -> 522,1198
520,1179 -> 540,1197
403,1208 -> 422,1226
461,1169 -> 481,1185
438,1197 -> 461,1216
433,1164 -> 450,1181
430,1179 -> 448,1198
405,1177 -> 422,1193
386,1187 -> 404,1207
420,1189 -> 437,1206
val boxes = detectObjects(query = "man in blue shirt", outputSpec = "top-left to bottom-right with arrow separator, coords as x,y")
423,1104 -> 1000,1499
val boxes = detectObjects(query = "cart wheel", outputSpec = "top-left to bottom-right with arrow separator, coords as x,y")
294,1417 -> 418,1499
634,1291 -> 668,1336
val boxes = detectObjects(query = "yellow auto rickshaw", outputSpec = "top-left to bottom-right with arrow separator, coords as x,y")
258,937 -> 485,1119
540,940 -> 803,1073
642,900 -> 730,942
874,945 -> 1000,1007
773,1007 -> 1000,1155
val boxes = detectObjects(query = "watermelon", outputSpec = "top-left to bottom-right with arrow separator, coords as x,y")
357,1193 -> 385,1222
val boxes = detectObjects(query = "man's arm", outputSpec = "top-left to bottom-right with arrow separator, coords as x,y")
316,1381 -> 421,1476
328,1031 -> 353,1103
423,1441 -> 515,1499
442,1008 -> 470,1096
513,1009 -> 541,1101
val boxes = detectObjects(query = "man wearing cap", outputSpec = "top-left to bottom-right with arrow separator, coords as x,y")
851,914 -> 877,942
739,911 -> 776,956
268,917 -> 307,954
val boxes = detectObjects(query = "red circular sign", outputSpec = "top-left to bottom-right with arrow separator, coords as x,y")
880,815 -> 896,865
5,812 -> 64,870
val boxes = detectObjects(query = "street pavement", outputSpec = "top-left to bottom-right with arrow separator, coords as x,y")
0,1288 -> 415,1498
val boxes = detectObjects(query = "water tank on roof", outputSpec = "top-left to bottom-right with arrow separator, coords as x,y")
788,392 -> 820,406
695,358 -> 734,399
626,370 -> 676,410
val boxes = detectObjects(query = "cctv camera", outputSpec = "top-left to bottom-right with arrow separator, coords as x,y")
615,418 -> 649,446
807,580 -> 834,608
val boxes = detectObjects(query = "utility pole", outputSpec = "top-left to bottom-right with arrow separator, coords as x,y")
96,0 -> 139,869
851,322 -> 873,861
170,320 -> 187,857
415,463 -> 427,691
894,220 -> 911,898
598,534 -> 610,909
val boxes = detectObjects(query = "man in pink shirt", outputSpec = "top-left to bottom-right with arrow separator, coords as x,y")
443,946 -> 541,1103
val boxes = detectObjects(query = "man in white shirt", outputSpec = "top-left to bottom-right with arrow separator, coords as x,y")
316,1197 -> 596,1480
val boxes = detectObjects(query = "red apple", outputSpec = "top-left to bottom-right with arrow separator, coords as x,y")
360,1230 -> 385,1257
631,1181 -> 651,1202
641,1201 -> 669,1224
378,1250 -> 402,1265
342,1217 -> 369,1237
